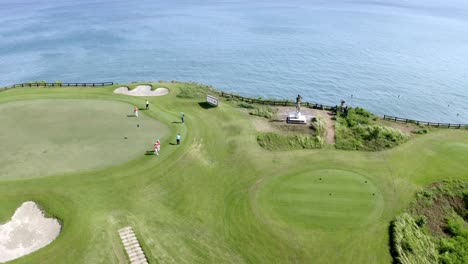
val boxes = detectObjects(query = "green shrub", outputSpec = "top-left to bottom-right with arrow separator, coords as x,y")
444,215 -> 468,237
340,107 -> 376,127
440,215 -> 468,264
416,215 -> 427,227
439,233 -> 468,264
335,107 -> 408,151
257,132 -> 323,151
412,128 -> 428,134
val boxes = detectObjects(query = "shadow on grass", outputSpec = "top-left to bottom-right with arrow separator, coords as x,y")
198,102 -> 216,109
127,115 -> 136,117
172,121 -> 183,124
169,142 -> 178,145
388,220 -> 399,264
144,151 -> 155,156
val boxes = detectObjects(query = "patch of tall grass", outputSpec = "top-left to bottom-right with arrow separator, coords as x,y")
311,116 -> 326,138
176,83 -> 216,98
257,132 -> 323,151
391,213 -> 439,264
249,105 -> 276,119
391,180 -> 468,264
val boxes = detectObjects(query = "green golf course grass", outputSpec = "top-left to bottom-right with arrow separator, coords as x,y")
0,83 -> 467,264
257,169 -> 384,230
0,99 -> 169,179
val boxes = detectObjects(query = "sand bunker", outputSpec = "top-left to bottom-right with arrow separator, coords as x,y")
0,201 -> 61,263
114,85 -> 169,97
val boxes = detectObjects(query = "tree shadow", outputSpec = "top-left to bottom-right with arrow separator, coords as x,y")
198,102 -> 216,109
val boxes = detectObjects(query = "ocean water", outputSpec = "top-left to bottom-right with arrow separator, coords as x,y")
0,0 -> 467,123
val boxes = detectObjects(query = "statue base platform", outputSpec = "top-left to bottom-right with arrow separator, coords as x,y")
286,112 -> 307,124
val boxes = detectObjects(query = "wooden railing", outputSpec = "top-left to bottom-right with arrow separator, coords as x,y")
10,82 -> 114,88
383,115 -> 467,129
221,92 -> 337,111
2,83 -> 465,128
220,92 -> 467,129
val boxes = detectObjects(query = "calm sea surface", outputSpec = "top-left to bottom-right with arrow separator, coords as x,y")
0,0 -> 467,123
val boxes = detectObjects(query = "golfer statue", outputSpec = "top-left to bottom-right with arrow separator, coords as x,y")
296,94 -> 302,113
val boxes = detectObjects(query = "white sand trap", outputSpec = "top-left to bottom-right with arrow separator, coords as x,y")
0,201 -> 61,263
114,85 -> 169,97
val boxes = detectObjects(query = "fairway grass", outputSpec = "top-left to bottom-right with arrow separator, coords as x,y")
0,84 -> 467,264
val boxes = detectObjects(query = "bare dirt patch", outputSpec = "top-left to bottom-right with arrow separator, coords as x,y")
0,201 -> 61,263
250,106 -> 336,144
114,85 -> 169,97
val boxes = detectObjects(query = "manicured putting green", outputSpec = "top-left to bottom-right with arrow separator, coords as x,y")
0,99 -> 169,179
257,169 -> 384,230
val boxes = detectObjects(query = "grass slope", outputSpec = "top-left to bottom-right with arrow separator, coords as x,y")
0,83 -> 467,264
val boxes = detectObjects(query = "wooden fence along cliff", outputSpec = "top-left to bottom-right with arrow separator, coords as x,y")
10,82 -> 114,88
220,92 -> 467,129
382,115 -> 466,129
0,83 -> 465,128
221,92 -> 336,110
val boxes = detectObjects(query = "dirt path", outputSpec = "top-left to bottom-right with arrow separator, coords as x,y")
314,110 -> 336,145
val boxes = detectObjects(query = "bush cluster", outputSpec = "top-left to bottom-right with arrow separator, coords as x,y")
335,107 -> 408,151
439,215 -> 468,264
391,180 -> 468,264
257,132 -> 323,151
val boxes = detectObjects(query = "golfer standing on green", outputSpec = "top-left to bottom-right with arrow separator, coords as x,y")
176,134 -> 181,145
145,100 -> 149,110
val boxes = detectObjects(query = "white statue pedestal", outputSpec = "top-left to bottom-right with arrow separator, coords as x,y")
286,111 -> 307,124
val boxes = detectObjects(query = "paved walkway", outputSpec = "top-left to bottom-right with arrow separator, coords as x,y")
118,226 -> 148,264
